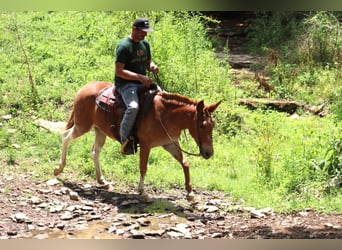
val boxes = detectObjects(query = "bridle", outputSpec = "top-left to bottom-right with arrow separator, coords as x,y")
152,72 -> 203,157
158,109 -> 203,157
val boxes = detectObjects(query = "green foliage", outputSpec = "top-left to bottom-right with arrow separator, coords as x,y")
317,133 -> 342,186
246,12 -> 302,55
245,11 -> 341,110
297,12 -> 341,67
0,11 -> 342,213
150,11 -> 232,98
251,111 -> 282,184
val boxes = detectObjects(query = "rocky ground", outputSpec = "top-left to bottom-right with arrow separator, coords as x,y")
1,171 -> 341,239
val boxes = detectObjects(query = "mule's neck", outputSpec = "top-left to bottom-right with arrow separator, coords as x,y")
157,92 -> 198,130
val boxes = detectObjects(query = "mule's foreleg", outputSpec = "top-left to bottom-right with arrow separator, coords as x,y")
181,159 -> 195,202
92,128 -> 112,190
163,143 -> 195,202
54,127 -> 75,176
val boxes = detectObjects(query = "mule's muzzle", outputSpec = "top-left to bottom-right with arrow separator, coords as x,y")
201,147 -> 213,159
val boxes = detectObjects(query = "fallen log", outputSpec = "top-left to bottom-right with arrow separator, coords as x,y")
239,98 -> 302,114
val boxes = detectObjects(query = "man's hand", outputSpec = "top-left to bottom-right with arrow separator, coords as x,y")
149,63 -> 159,74
139,75 -> 153,87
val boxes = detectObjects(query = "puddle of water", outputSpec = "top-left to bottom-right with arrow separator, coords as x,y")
29,213 -> 189,239
31,221 -> 121,239
146,214 -> 188,231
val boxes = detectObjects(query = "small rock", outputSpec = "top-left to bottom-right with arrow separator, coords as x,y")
324,223 -> 334,229
205,205 -> 219,213
250,209 -> 265,219
211,232 -> 223,238
171,223 -> 190,235
136,217 -> 151,227
56,223 -> 65,230
123,221 -> 133,226
259,207 -> 274,215
37,202 -> 49,208
82,183 -> 93,189
116,229 -> 125,235
82,200 -> 95,206
130,229 -> 145,239
167,231 -> 184,238
81,205 -> 93,211
34,233 -> 49,239
7,230 -> 18,236
69,191 -> 79,201
49,204 -> 64,213
10,213 -> 30,223
28,196 -> 43,205
46,178 -> 59,186
299,211 -> 308,217
38,189 -> 52,194
143,229 -> 165,237
60,211 -> 73,220
88,214 -> 102,221
108,225 -> 117,233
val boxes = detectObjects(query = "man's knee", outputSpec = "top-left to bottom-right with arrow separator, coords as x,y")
127,101 -> 139,115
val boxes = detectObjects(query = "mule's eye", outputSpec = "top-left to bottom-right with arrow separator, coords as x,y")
200,121 -> 206,129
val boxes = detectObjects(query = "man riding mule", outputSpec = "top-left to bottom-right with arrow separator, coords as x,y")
115,17 -> 159,155
54,17 -> 222,202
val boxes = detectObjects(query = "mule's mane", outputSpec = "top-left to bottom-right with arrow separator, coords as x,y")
157,91 -> 198,107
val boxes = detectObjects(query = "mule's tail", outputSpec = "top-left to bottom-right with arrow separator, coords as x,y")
65,108 -> 75,130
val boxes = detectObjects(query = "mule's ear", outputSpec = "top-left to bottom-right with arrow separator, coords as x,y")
196,100 -> 205,112
208,100 -> 222,113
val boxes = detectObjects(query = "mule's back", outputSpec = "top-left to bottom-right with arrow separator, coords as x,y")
72,81 -> 114,135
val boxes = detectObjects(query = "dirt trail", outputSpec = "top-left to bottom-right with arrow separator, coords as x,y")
1,171 -> 341,239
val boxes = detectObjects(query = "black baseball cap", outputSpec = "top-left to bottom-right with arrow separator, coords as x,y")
133,17 -> 153,32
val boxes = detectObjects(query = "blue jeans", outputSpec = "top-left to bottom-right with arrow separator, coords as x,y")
117,83 -> 140,143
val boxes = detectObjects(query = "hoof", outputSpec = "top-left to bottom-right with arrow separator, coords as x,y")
141,193 -> 151,202
101,183 -> 113,191
53,168 -> 61,176
186,192 -> 196,203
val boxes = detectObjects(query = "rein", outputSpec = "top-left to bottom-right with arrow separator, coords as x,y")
158,114 -> 202,157
152,73 -> 202,157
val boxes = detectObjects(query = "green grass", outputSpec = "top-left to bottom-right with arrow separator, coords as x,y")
0,11 -> 341,213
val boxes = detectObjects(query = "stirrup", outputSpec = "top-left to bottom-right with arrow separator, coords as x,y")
120,137 -> 136,155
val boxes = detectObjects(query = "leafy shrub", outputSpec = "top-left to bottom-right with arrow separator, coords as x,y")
318,134 -> 342,187
245,12 -> 302,55
296,12 -> 341,67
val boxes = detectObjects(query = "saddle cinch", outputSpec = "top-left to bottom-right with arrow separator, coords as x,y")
95,83 -> 159,153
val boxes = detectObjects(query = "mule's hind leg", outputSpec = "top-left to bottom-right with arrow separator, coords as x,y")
54,126 -> 78,176
163,142 -> 195,202
137,143 -> 151,201
92,127 -> 112,190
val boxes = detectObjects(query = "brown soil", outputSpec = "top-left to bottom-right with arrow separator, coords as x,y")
0,170 -> 341,239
